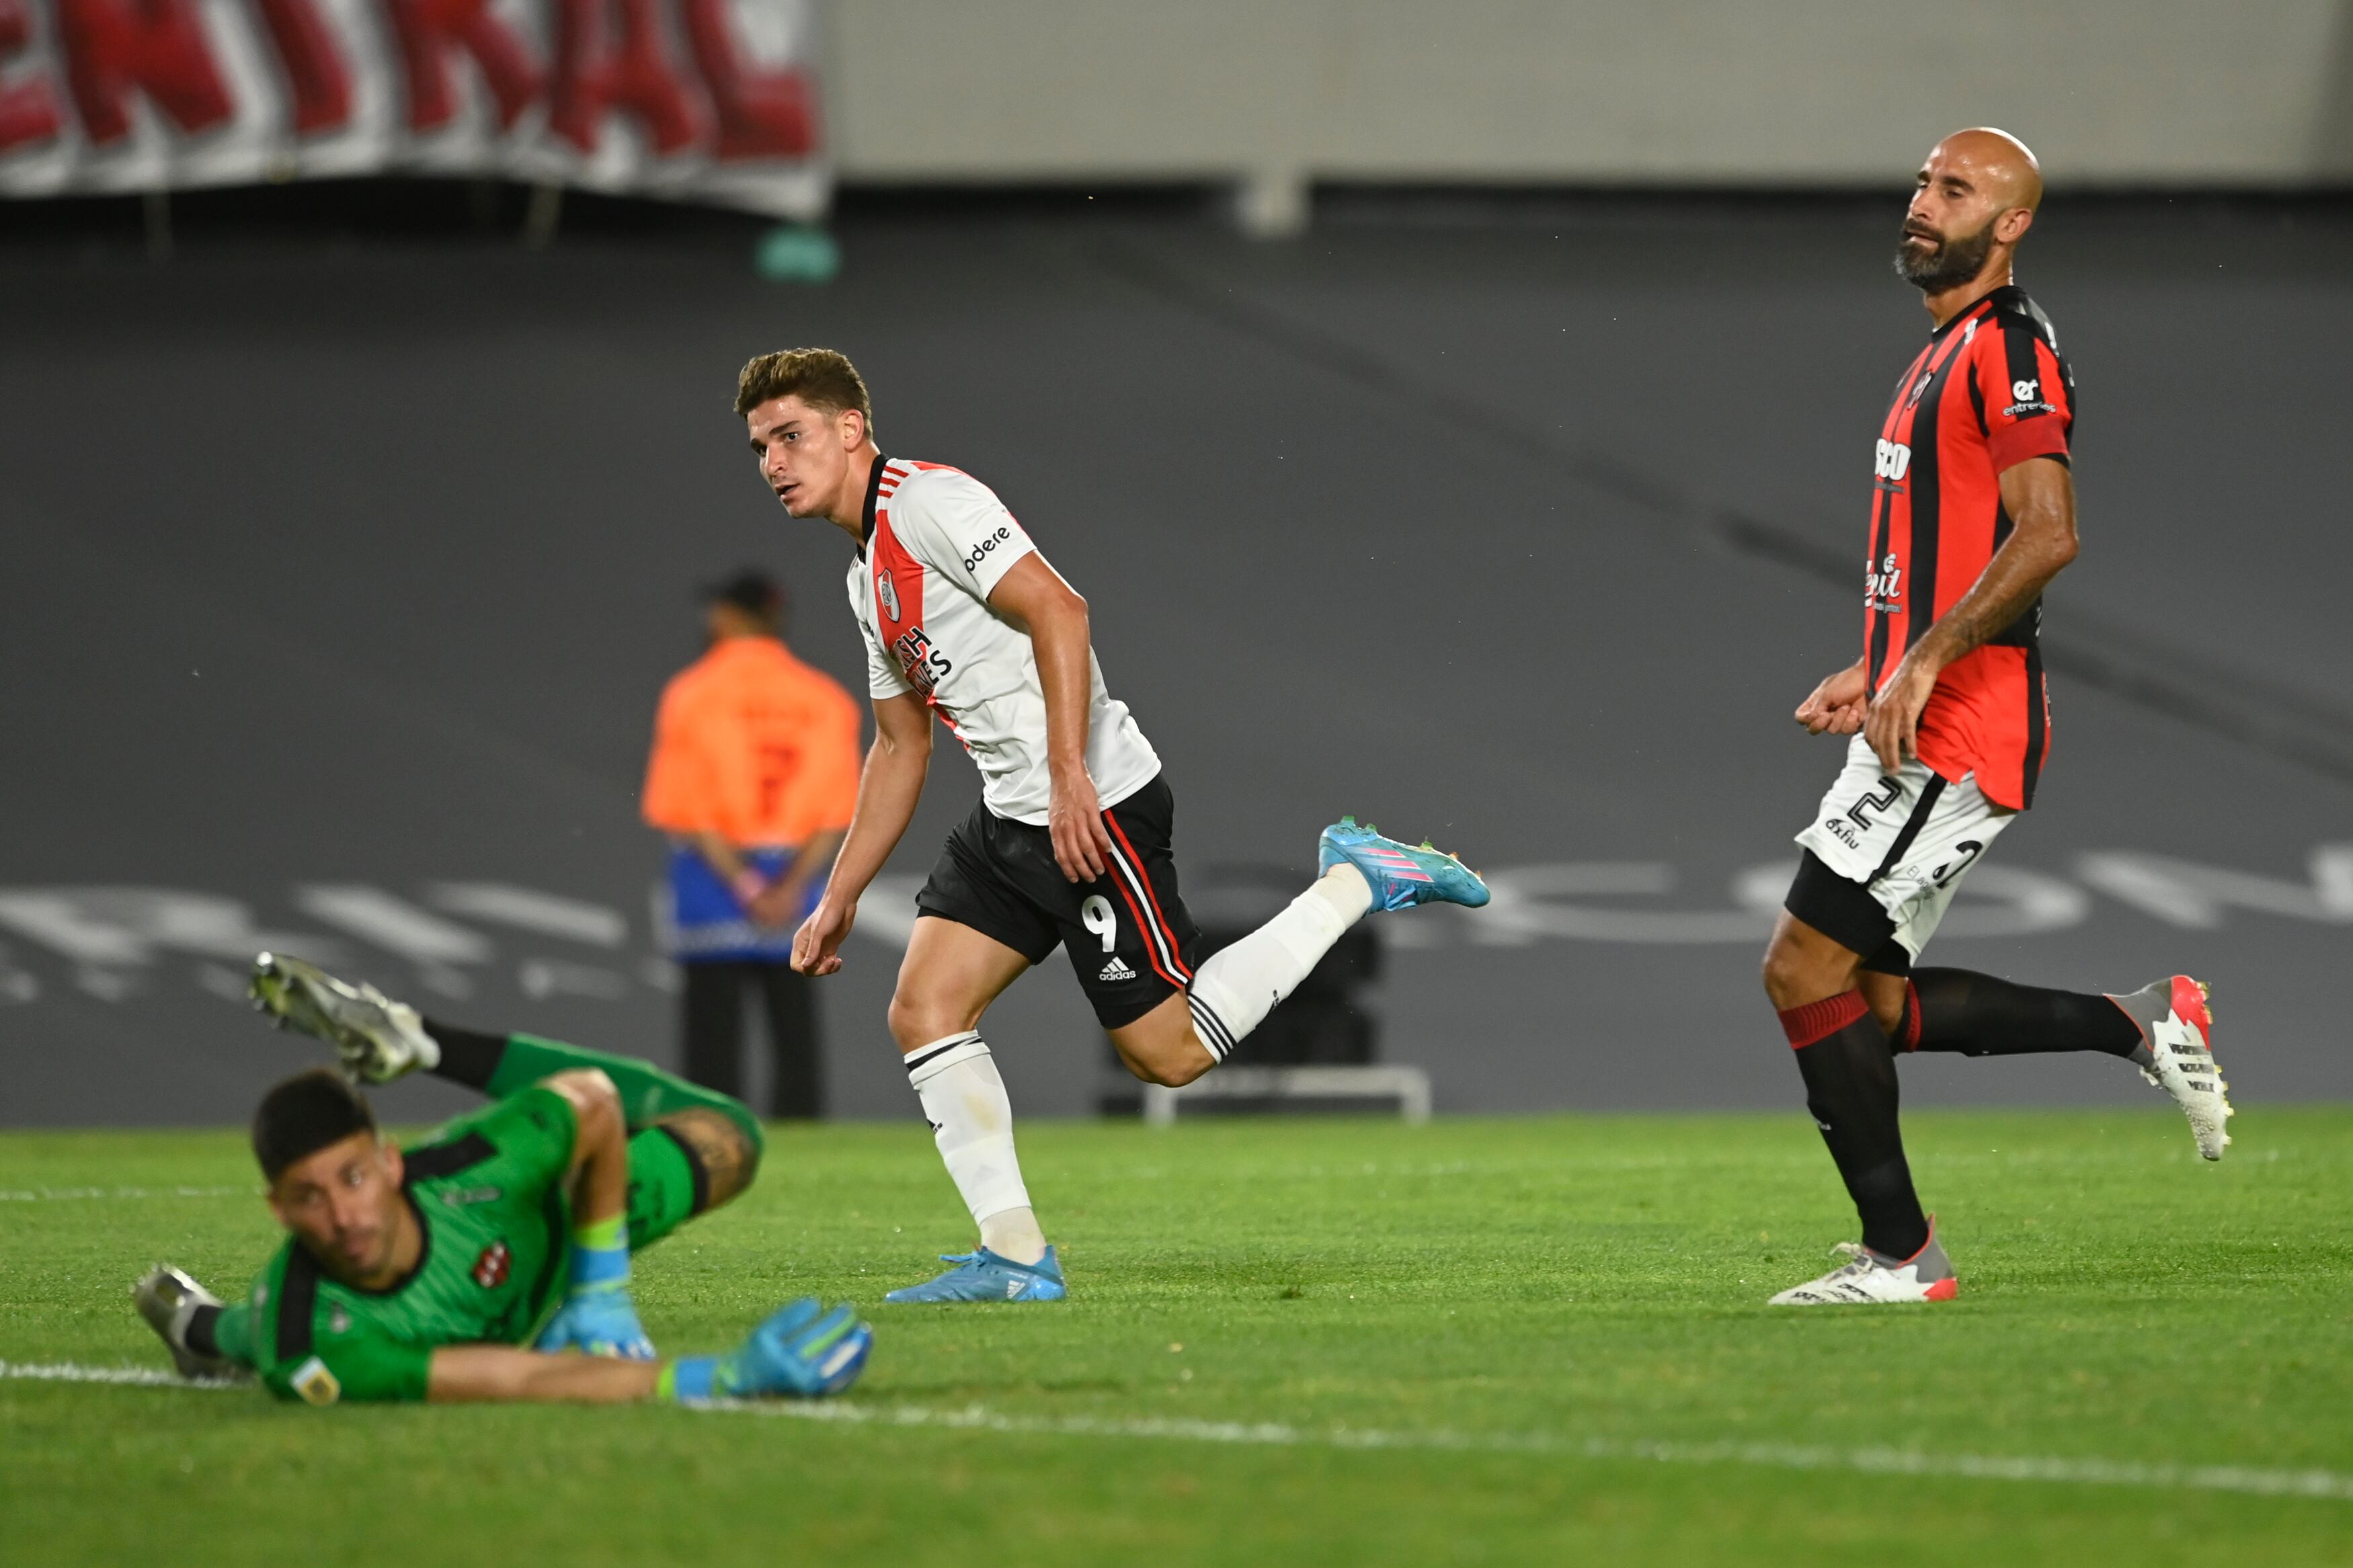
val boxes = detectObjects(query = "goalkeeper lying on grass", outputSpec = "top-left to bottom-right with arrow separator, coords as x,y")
134,954 -> 871,1405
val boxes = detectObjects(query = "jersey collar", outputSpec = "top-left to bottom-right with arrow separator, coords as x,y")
1931,283 -> 2024,340
856,451 -> 889,556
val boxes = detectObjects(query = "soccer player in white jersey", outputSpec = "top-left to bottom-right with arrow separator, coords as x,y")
735,348 -> 1490,1302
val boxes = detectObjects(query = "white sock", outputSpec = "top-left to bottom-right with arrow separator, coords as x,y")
1185,865 -> 1373,1062
904,1032 -> 1046,1265
980,1206 -> 1047,1264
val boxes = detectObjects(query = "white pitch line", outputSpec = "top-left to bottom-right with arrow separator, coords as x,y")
10,1361 -> 2344,1504
703,1399 -> 2353,1503
0,1186 -> 256,1202
1,1362 -> 241,1389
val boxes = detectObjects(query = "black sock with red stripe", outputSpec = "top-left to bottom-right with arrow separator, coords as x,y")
1780,991 -> 1929,1260
1901,969 -> 2142,1059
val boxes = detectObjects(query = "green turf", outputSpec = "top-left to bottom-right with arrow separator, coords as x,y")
4,1106 -> 2350,1566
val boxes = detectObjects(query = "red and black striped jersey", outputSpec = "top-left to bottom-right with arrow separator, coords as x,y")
1864,284 -> 2074,809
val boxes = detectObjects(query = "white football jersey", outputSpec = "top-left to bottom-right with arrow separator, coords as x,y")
845,456 -> 1160,825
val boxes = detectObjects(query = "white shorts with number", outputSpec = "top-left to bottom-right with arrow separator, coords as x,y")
1794,735 -> 2017,959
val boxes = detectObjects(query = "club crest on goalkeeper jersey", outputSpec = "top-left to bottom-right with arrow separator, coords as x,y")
845,456 -> 1160,826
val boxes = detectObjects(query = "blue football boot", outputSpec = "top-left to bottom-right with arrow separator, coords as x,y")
1318,817 -> 1491,911
884,1245 -> 1067,1304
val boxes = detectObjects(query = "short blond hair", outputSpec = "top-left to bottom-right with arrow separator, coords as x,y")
734,347 -> 874,434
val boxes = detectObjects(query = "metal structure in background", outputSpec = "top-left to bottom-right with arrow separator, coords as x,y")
1141,1067 -> 1433,1127
0,0 -> 827,218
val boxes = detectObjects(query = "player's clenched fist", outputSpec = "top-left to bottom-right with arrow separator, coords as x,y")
1794,658 -> 1871,736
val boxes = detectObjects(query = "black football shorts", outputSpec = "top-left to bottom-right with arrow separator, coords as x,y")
916,773 -> 1200,1029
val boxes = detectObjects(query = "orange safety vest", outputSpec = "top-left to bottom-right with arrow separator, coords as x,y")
641,637 -> 860,848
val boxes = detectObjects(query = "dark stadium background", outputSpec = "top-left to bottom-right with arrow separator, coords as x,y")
7,188 -> 2348,1128
7,0 -> 2352,1131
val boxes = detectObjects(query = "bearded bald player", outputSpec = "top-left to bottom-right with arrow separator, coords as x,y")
1760,130 -> 2235,1306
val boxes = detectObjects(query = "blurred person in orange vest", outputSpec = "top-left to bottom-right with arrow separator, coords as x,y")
643,569 -> 860,1118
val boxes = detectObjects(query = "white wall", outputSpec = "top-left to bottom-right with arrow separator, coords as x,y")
828,1 -> 2353,196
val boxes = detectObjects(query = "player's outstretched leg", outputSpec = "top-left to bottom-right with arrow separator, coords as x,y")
1177,817 -> 1488,1068
1316,817 -> 1491,911
132,1265 -> 251,1381
2108,975 -> 2233,1159
249,952 -> 765,1203
1898,967 -> 2233,1159
249,952 -> 440,1083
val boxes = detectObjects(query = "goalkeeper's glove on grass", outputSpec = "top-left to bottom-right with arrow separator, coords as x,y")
662,1299 -> 872,1400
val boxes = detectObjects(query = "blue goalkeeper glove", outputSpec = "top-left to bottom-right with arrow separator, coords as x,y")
665,1299 -> 871,1401
534,1216 -> 655,1360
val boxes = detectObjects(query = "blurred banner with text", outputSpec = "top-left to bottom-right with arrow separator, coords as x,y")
0,0 -> 825,214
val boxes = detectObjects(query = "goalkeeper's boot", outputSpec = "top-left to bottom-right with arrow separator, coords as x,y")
1767,1221 -> 1958,1306
2109,975 -> 2233,1160
132,1265 -> 250,1382
1318,818 -> 1490,911
249,952 -> 440,1084
670,1299 -> 872,1400
885,1244 -> 1066,1304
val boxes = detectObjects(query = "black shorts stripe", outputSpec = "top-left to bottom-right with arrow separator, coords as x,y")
1868,774 -> 1947,884
1096,809 -> 1186,983
1105,835 -> 1188,983
1103,807 -> 1191,981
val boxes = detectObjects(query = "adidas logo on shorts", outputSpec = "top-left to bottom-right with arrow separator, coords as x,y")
1098,956 -> 1138,983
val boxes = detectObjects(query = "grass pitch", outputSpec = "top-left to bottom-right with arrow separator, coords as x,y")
5,1106 -> 2350,1566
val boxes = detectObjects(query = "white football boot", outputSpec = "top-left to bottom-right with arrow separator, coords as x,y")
2108,975 -> 2232,1160
1768,1220 -> 1958,1306
132,1264 -> 249,1382
249,952 -> 439,1084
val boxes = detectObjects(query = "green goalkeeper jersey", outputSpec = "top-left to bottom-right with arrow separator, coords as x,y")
243,1087 -> 579,1405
